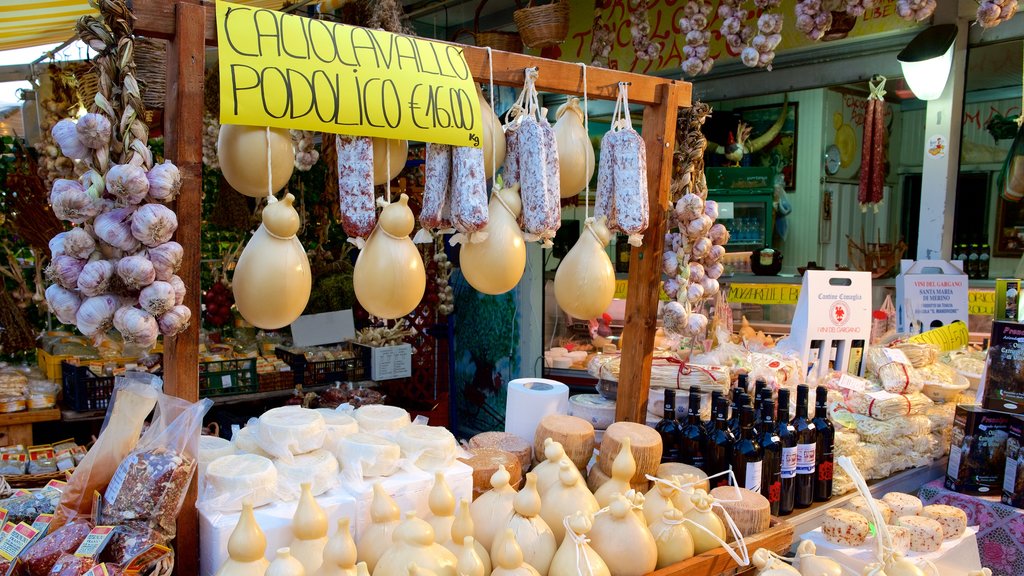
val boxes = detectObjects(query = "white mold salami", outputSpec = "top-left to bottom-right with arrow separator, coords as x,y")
420,143 -> 452,232
450,146 -> 489,245
337,135 -> 375,248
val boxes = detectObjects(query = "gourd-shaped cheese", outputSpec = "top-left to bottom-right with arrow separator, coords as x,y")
656,463 -> 709,492
885,554 -> 926,576
359,483 -> 402,573
314,518 -> 358,576
548,513 -> 610,576
491,529 -> 541,576
478,87 -> 507,180
683,489 -> 726,555
215,501 -> 270,576
643,481 -> 678,526
623,490 -> 647,524
428,472 -> 456,545
650,508 -> 694,569
751,548 -> 800,576
669,475 -> 699,516
456,537 -> 485,576
504,473 -> 556,576
593,438 -> 635,508
267,548 -> 306,576
443,499 -> 491,575
469,465 -> 517,550
460,184 -> 527,295
373,513 -> 458,576
554,216 -> 616,321
291,482 -> 329,574
588,494 -> 657,576
796,541 -> 841,576
353,193 -> 427,319
217,124 -> 294,198
540,461 -> 600,545
233,193 -> 311,329
534,439 -> 579,497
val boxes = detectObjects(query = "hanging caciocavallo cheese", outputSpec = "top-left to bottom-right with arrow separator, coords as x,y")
598,422 -> 662,484
205,453 -> 278,510
337,433 -> 402,478
397,425 -> 458,471
533,415 -> 595,470
354,404 -> 412,434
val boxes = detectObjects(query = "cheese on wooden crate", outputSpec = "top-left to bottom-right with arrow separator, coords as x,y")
822,508 -> 870,547
468,432 -> 532,473
396,424 -> 458,471
459,447 -> 522,498
920,504 -> 967,539
568,394 -> 616,430
597,422 -> 662,484
337,432 -> 402,478
709,486 -> 770,538
274,448 -> 339,497
205,453 -> 278,509
354,404 -> 412,433
882,492 -> 923,518
897,515 -> 944,552
534,415 -> 595,470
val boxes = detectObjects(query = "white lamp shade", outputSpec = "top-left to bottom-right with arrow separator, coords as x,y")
900,44 -> 954,101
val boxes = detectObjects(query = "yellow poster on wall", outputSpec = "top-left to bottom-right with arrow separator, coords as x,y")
216,1 -> 482,147
553,0 -> 922,76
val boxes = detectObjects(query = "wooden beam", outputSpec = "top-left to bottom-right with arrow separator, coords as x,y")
162,2 -> 205,574
129,0 -> 690,108
615,83 -> 682,424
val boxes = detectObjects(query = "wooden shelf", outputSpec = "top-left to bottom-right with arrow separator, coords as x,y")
645,518 -> 793,576
0,408 -> 60,426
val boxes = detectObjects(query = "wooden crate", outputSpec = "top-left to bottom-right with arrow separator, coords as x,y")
646,519 -> 794,576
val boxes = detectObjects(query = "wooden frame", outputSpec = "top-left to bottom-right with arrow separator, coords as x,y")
129,1 -> 690,571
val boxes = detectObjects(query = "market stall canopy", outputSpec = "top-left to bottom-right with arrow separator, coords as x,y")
0,0 -> 282,51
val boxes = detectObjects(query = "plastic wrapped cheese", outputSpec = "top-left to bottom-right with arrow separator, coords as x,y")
200,435 -> 237,478
567,394 -> 616,430
273,448 -> 340,498
337,432 -> 401,478
920,504 -> 967,539
258,406 -> 327,461
354,404 -> 411,433
317,408 -> 359,454
897,516 -> 944,552
233,422 -> 272,458
822,508 -> 870,547
396,425 -> 458,471
203,454 -> 278,511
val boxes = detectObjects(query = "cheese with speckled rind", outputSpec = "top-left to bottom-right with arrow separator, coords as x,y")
337,432 -> 401,477
396,424 -> 458,471
889,526 -> 911,554
709,487 -> 769,538
598,422 -> 662,484
206,453 -> 278,510
534,415 -> 595,470
898,515 -> 944,552
273,448 -> 339,497
920,504 -> 967,539
882,492 -> 923,518
568,394 -> 617,430
468,432 -> 532,473
354,404 -> 411,433
656,463 -> 709,492
822,508 -> 870,547
848,496 -> 893,525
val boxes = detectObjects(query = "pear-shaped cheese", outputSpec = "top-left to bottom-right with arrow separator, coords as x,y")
456,537 -> 486,576
314,518 -> 358,576
643,481 -> 679,526
353,193 -> 426,319
593,437 -> 636,507
548,513 -> 610,576
553,217 -> 615,320
533,439 -> 579,497
469,465 -> 517,550
291,482 -> 329,574
504,473 -> 556,575
267,548 -> 306,576
683,489 -> 726,555
460,184 -> 526,295
539,461 -> 599,545
427,472 -> 456,546
373,513 -> 457,576
588,494 -> 657,576
443,499 -> 491,575
358,483 -> 402,573
491,529 -> 541,576
215,501 -> 270,576
650,508 -> 694,569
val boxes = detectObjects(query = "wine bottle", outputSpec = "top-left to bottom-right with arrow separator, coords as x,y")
704,390 -> 723,438
754,379 -> 767,409
776,389 -> 797,516
730,406 -> 763,491
758,399 -> 782,516
791,384 -> 816,508
680,388 -> 706,470
655,389 -> 683,463
812,386 -> 835,502
737,373 -> 750,395
705,395 -> 734,489
728,391 -> 748,438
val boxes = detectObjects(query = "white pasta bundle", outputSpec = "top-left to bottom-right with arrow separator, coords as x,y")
853,414 -> 931,444
924,401 -> 957,431
890,341 -> 939,368
587,354 -> 730,393
835,429 -> 861,455
865,347 -> 924,394
844,390 -> 933,420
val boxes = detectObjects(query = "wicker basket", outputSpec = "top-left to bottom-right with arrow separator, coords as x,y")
453,0 -> 523,53
514,0 -> 570,49
135,37 -> 167,110
4,469 -> 71,488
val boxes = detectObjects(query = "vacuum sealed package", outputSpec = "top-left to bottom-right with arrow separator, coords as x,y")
20,520 -> 93,576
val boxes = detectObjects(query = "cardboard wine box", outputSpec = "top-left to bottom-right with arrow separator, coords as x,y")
946,405 -> 1013,495
1003,417 -> 1024,508
982,321 -> 1024,414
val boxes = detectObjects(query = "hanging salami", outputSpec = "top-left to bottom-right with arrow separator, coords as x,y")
336,135 -> 376,247
858,76 -> 888,212
414,142 -> 453,244
450,146 -> 490,245
596,83 -> 650,246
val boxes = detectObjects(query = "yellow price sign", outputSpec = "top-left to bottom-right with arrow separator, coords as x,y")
968,289 -> 995,316
726,283 -> 802,306
907,321 -> 970,352
613,280 -> 629,300
216,2 -> 482,147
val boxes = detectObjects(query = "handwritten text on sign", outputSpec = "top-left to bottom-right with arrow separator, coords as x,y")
216,2 -> 482,147
727,283 -> 802,306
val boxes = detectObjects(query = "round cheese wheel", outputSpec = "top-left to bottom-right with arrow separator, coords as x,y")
889,525 -> 911,555
258,406 -> 327,457
898,515 -> 944,552
354,404 -> 411,433
337,432 -> 401,477
459,448 -> 522,498
568,394 -> 616,430
848,496 -> 893,525
709,486 -> 770,539
656,463 -> 709,492
598,422 -> 662,484
920,504 -> 967,539
274,448 -> 339,497
199,435 -> 237,479
396,424 -> 458,471
316,408 -> 359,455
822,508 -> 870,547
882,492 -> 923,518
534,415 -> 595,470
206,454 -> 278,510
232,424 -> 271,458
468,432 -> 532,473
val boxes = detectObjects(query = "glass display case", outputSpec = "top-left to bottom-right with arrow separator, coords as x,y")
706,167 -> 775,251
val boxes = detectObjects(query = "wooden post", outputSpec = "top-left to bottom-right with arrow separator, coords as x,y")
616,83 -> 683,424
163,1 -> 204,573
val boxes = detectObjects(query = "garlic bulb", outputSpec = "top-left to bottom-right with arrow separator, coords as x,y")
554,98 -> 596,198
663,278 -> 680,300
148,241 -> 184,281
675,193 -> 703,221
708,224 -> 730,246
700,277 -> 719,298
116,255 -> 156,290
662,251 -> 679,276
95,208 -> 141,252
685,282 -> 704,304
45,284 -> 82,325
691,237 -> 712,260
147,160 -> 183,202
51,119 -> 89,160
158,305 -> 191,337
685,313 -> 708,337
50,179 -> 99,224
131,203 -> 178,247
169,275 -> 186,306
106,164 -> 150,205
703,200 -> 719,220
685,215 -> 713,239
706,245 -> 725,264
76,113 -> 112,149
705,262 -> 724,280
688,262 -> 705,283
46,255 -> 85,290
62,227 -> 96,260
113,306 -> 159,347
76,294 -> 119,336
77,259 -> 116,297
49,233 -> 67,258
139,281 -> 176,316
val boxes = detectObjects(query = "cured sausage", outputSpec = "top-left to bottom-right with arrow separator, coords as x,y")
336,135 -> 376,246
595,131 -> 618,226
450,146 -> 489,245
420,143 -> 451,231
541,118 -> 563,236
610,127 -> 649,246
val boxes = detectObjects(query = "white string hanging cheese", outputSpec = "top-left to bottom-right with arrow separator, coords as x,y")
595,83 -> 649,247
548,513 -> 610,576
218,125 -> 295,198
352,192 -> 427,319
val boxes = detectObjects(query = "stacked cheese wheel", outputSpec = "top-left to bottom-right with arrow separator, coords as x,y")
597,421 -> 662,488
337,404 -> 412,478
534,415 -> 595,470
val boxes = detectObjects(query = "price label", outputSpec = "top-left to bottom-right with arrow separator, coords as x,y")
866,390 -> 902,402
837,373 -> 868,392
0,523 -> 38,561
882,348 -> 912,366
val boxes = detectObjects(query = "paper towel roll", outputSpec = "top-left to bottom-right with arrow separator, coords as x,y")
505,378 -> 569,444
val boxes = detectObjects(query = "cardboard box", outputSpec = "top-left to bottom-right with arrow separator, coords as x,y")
945,405 -> 1013,495
982,320 -> 1024,414
786,271 -> 872,380
994,279 -> 1022,322
1003,417 -> 1024,508
895,260 -> 968,334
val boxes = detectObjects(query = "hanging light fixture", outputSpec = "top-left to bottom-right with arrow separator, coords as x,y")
897,24 -> 958,101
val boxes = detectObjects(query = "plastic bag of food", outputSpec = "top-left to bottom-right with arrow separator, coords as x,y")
101,395 -> 211,539
47,553 -> 96,576
20,520 -> 93,576
0,483 -> 63,524
28,457 -> 58,475
99,523 -> 168,567
28,380 -> 60,410
53,373 -> 162,530
0,454 -> 27,475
